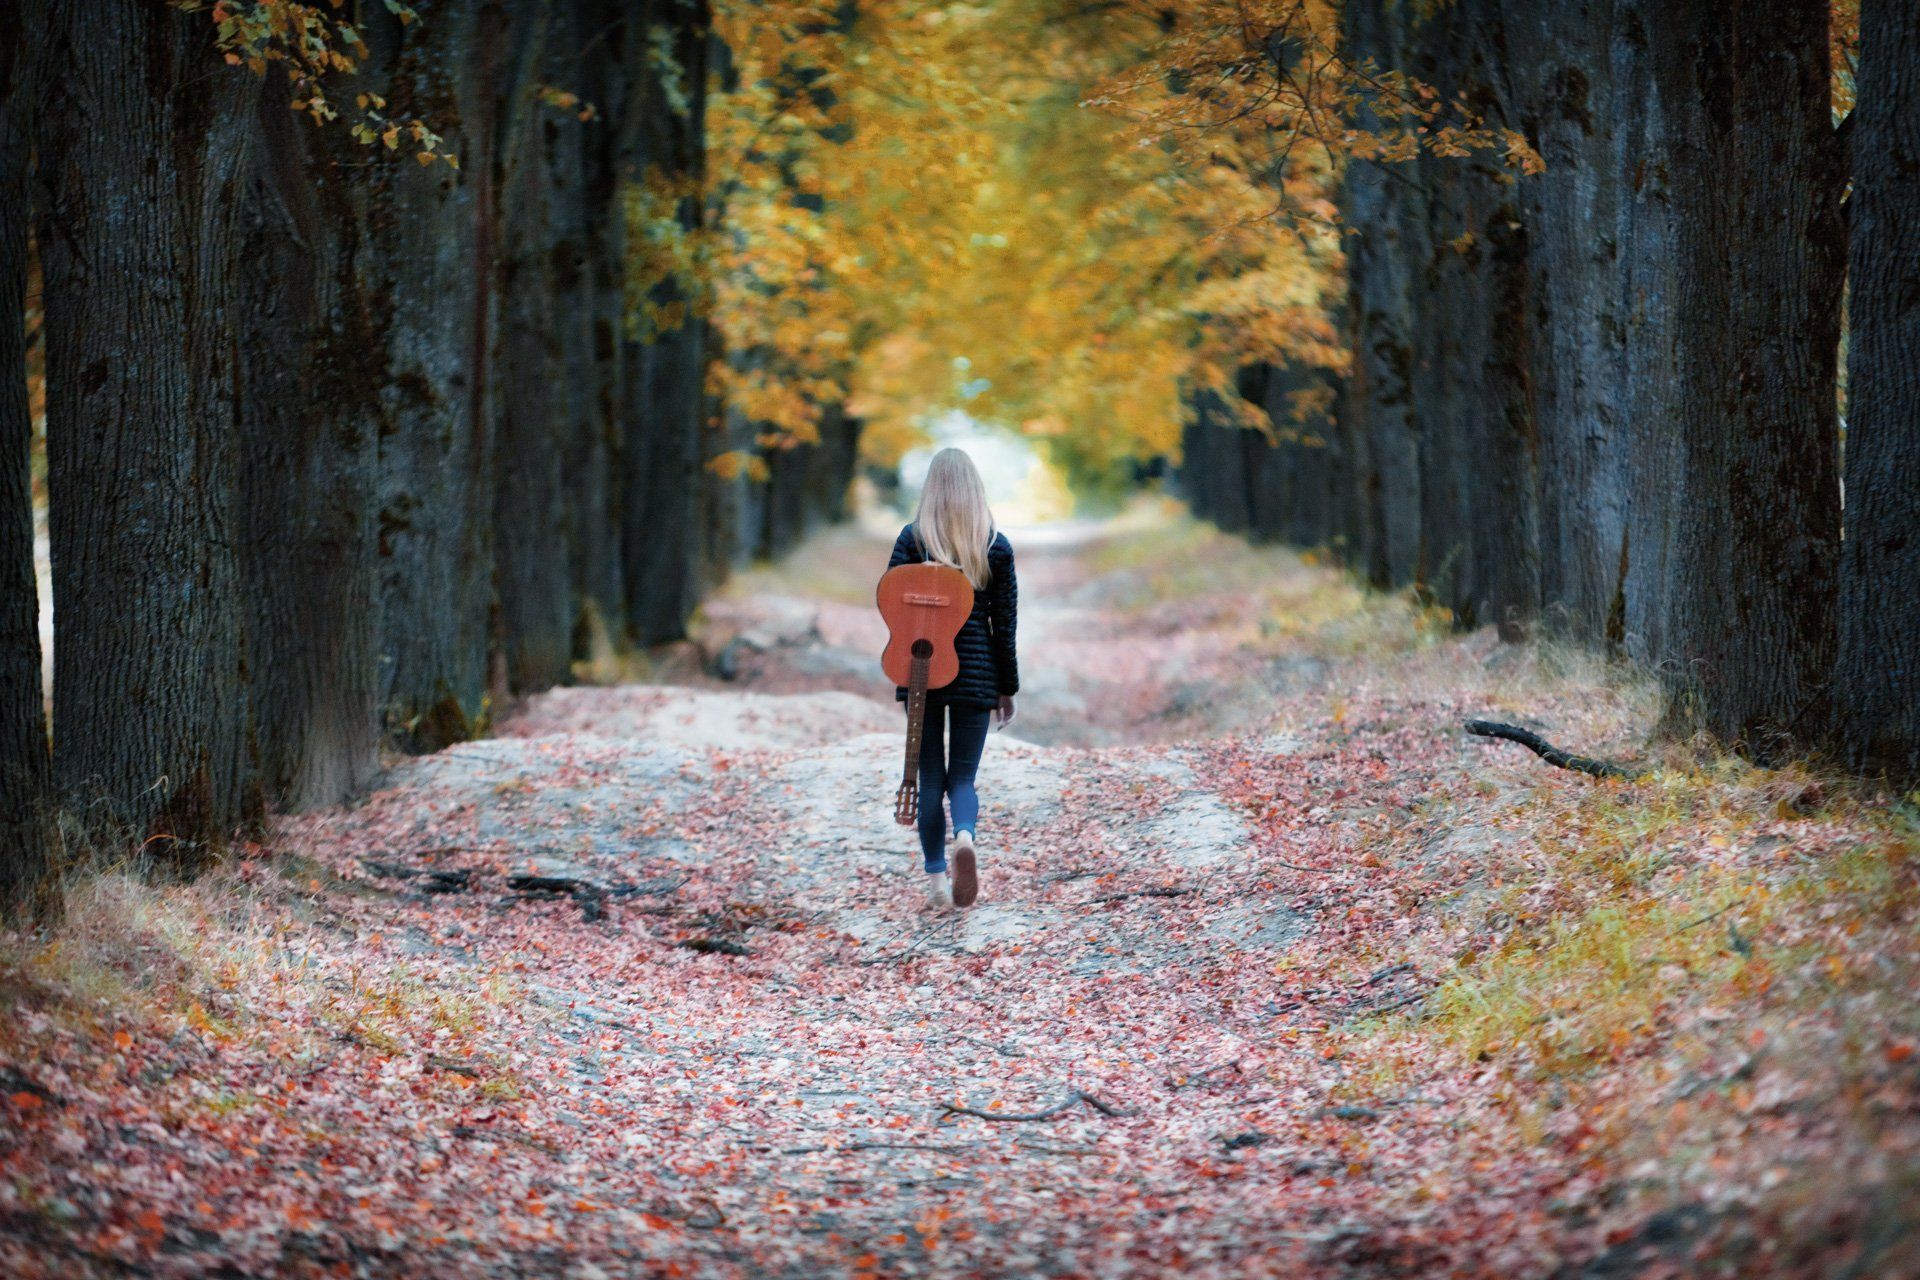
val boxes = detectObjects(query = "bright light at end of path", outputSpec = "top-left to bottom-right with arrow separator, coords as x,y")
897,411 -> 1074,525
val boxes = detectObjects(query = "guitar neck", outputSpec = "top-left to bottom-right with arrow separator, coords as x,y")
902,653 -> 930,786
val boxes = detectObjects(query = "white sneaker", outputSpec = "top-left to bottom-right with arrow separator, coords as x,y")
925,870 -> 954,910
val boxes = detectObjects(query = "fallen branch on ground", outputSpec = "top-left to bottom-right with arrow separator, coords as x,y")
1088,886 -> 1194,904
1355,992 -> 1427,1019
1464,720 -> 1641,780
1169,1059 -> 1244,1090
779,1140 -> 975,1155
941,1089 -> 1135,1123
1363,961 -> 1414,986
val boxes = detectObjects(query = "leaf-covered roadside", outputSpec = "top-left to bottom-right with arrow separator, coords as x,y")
4,513 -> 1917,1277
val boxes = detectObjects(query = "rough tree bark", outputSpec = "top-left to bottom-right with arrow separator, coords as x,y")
620,0 -> 713,646
34,0 -> 259,852
1348,0 -> 1539,636
0,0 -> 49,908
1625,0 -> 1846,752
233,76 -> 383,811
1340,0 -> 1422,591
358,2 -> 505,751
492,3 -> 576,694
1831,0 -> 1920,780
561,0 -> 630,657
1501,0 -> 1630,643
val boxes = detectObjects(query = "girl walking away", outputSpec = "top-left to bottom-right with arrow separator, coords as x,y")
887,449 -> 1019,909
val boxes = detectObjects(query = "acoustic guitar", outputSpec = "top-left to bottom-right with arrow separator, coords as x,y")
876,563 -> 974,826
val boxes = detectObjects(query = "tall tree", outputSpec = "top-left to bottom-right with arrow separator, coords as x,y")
492,3 -> 577,694
559,0 -> 632,657
1500,0 -> 1630,644
35,0 -> 259,852
359,2 -> 507,750
232,72 -> 384,810
1832,0 -> 1920,780
1340,0 -> 1423,592
621,0 -> 713,646
1403,0 -> 1539,636
0,0 -> 49,909
1623,0 -> 1847,751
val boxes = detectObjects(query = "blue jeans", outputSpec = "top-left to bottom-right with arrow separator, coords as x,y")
916,701 -> 990,873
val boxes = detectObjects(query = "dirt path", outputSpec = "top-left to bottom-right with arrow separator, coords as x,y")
237,511 -> 1576,1276
18,508 -> 1912,1277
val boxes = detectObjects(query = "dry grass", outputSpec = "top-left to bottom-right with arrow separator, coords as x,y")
0,860 -> 531,1094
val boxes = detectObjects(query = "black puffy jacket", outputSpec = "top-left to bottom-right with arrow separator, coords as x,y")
887,524 -> 1019,710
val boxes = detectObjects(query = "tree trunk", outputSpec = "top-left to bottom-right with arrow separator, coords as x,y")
1501,0 -> 1630,643
1179,389 -> 1254,535
1340,0 -> 1422,591
34,0 -> 258,853
1256,363 -> 1341,550
232,76 -> 384,812
1626,0 -> 1845,752
0,0 -> 49,909
1388,0 -> 1540,635
492,3 -> 576,694
619,0 -> 713,646
360,3 -> 505,751
562,0 -> 629,656
806,403 -> 862,526
1832,0 -> 1920,780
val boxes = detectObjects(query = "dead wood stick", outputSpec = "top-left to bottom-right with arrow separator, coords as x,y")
941,1089 -> 1135,1123
1088,886 -> 1194,905
1363,961 -> 1414,987
1464,720 -> 1639,780
781,1140 -> 975,1155
1169,1059 -> 1244,1089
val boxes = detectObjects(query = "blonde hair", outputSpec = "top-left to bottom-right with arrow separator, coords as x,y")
913,448 -> 995,591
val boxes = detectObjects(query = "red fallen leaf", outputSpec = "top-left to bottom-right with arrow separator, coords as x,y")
113,1030 -> 132,1051
1888,1042 -> 1915,1064
8,1091 -> 42,1111
135,1209 -> 164,1235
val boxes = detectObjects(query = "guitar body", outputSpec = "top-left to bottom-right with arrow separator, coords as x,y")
876,563 -> 974,826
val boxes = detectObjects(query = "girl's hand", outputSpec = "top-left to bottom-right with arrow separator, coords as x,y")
996,696 -> 1017,730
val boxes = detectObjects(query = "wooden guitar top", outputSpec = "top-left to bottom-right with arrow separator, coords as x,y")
876,563 -> 974,690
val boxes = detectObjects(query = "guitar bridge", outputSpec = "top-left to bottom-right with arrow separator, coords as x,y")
902,593 -> 951,607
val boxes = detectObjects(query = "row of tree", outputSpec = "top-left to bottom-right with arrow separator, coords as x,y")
1182,0 -> 1917,778
0,0 -> 862,911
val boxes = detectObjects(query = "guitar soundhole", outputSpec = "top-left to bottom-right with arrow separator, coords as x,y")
911,639 -> 933,659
